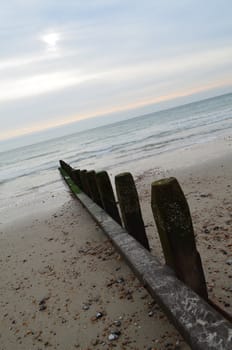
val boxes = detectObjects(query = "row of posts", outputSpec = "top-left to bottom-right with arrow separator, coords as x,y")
59,159 -> 209,301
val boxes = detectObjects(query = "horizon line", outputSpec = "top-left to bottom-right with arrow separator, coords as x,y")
1,87 -> 232,144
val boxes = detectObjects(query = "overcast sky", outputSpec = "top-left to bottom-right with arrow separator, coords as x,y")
0,0 -> 232,143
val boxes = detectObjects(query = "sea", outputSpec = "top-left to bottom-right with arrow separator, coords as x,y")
0,93 -> 232,214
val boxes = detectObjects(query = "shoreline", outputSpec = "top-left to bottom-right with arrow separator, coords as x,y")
0,137 -> 232,349
108,133 -> 232,177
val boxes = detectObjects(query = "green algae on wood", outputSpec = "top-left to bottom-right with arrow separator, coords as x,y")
96,171 -> 122,225
115,172 -> 150,251
59,167 -> 81,194
151,177 -> 208,300
59,160 -> 73,176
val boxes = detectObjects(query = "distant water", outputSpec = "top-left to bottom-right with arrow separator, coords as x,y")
0,93 -> 232,207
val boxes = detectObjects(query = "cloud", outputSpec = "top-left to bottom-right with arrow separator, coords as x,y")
0,0 -> 232,140
0,70 -> 104,101
0,52 -> 61,71
1,44 -> 231,103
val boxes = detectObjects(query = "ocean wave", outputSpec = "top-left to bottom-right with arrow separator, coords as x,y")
1,93 -> 231,194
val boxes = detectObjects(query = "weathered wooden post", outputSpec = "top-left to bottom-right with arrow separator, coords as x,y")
80,170 -> 91,196
59,160 -> 73,175
151,177 -> 208,300
59,160 -> 66,169
85,170 -> 94,200
96,171 -> 122,225
86,170 -> 103,207
115,172 -> 150,250
71,169 -> 82,189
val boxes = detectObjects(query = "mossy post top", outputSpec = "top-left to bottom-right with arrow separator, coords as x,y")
151,177 -> 208,300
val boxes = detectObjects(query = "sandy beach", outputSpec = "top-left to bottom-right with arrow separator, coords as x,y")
0,137 -> 232,349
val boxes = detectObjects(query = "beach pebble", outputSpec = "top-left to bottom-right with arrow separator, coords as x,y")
96,312 -> 103,319
39,304 -> 47,311
39,296 -> 49,305
220,249 -> 228,255
200,193 -> 209,198
113,320 -> 121,327
91,339 -> 99,346
108,330 -> 121,341
38,295 -> 49,311
82,304 -> 90,310
224,302 -> 230,307
117,277 -> 125,284
226,259 -> 232,265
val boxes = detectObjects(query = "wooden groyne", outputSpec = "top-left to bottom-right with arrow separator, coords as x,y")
59,160 -> 232,350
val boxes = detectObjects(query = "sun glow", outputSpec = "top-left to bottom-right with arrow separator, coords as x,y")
41,32 -> 60,51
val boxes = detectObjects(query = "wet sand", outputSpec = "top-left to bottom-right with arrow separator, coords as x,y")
0,137 -> 232,349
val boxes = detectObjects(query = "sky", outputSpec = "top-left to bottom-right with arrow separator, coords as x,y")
0,0 -> 232,145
